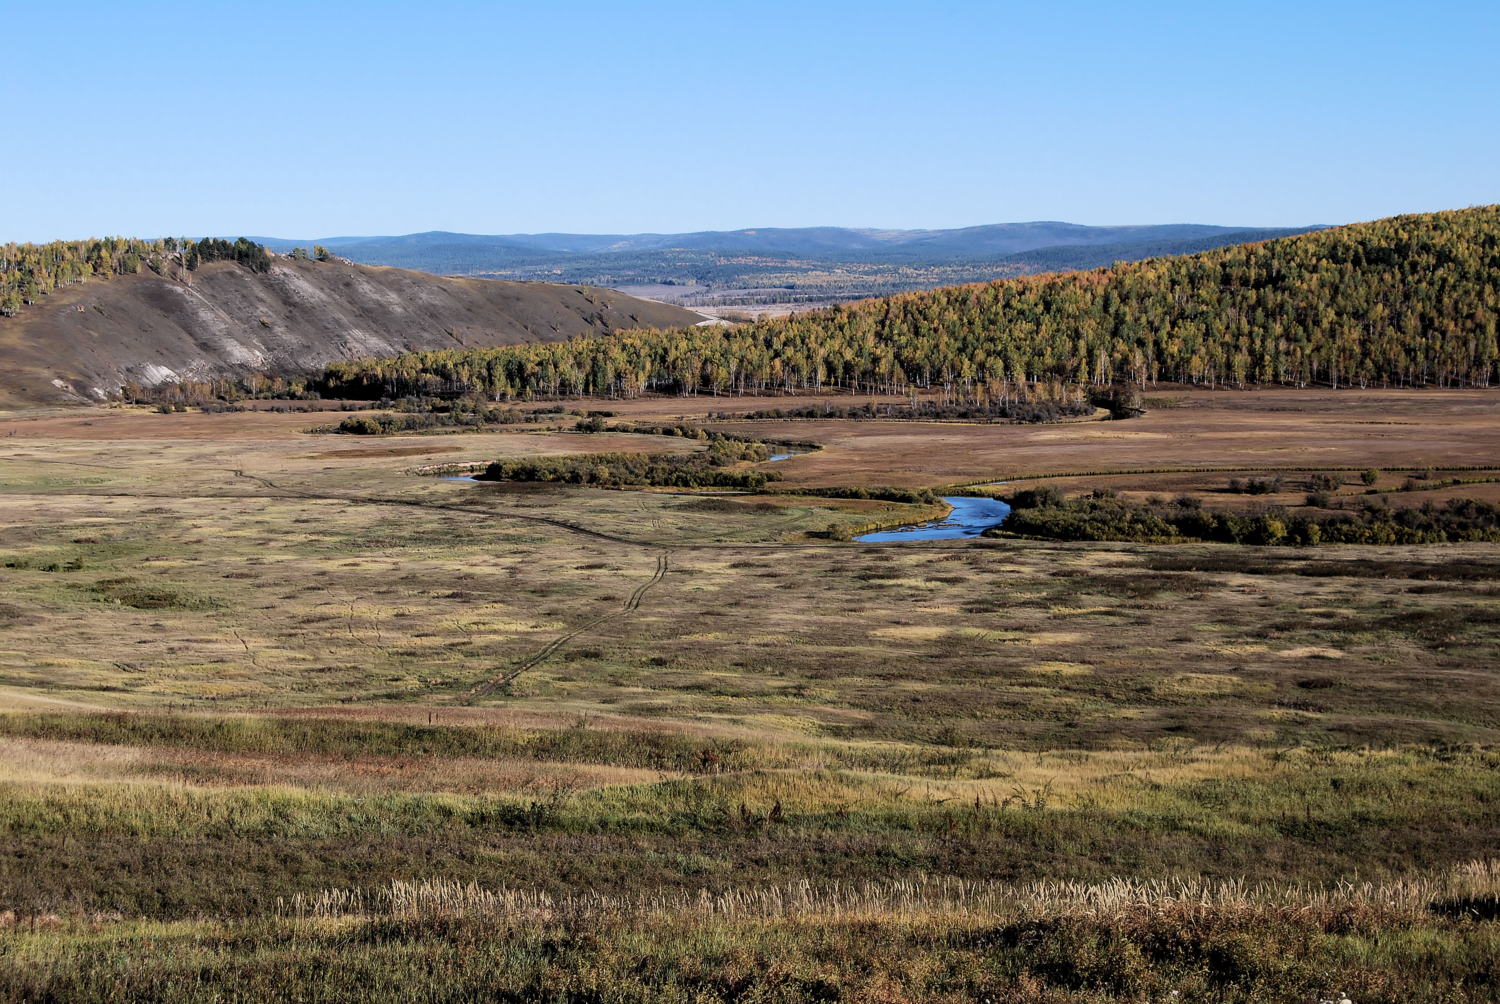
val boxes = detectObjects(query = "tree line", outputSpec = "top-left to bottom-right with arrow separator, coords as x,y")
719,390 -> 1095,423
319,206 -> 1500,402
0,237 -> 274,316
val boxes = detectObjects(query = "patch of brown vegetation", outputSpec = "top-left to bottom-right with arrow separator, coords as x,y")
308,445 -> 465,459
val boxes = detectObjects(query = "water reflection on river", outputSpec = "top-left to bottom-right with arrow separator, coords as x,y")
855,496 -> 1011,542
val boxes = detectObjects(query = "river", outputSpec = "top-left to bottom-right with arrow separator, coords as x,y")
854,495 -> 1011,542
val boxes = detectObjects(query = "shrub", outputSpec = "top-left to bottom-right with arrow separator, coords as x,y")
338,416 -> 385,435
1232,476 -> 1283,495
479,452 -> 779,490
1007,486 -> 1064,510
1310,473 -> 1345,491
996,493 -> 1500,546
330,400 -> 529,434
786,486 -> 937,504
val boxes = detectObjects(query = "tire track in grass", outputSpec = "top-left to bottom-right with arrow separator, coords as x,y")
625,552 -> 669,609
461,552 -> 670,704
228,470 -> 650,547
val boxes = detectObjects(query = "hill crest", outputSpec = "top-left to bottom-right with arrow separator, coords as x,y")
0,256 -> 702,407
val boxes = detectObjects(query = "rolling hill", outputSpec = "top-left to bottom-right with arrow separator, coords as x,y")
0,255 -> 702,407
320,206 -> 1500,401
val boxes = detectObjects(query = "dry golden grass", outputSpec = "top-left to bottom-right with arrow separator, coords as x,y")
0,390 -> 1497,770
0,734 -> 669,795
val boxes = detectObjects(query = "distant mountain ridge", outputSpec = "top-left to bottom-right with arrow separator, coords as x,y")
252,221 -> 1325,261
245,223 -> 1326,306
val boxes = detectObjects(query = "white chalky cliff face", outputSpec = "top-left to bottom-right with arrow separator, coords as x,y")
0,257 -> 703,406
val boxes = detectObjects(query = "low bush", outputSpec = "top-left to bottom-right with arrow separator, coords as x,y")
334,398 -> 530,434
1229,476 -> 1283,495
782,485 -> 938,504
479,450 -> 779,489
996,491 -> 1500,546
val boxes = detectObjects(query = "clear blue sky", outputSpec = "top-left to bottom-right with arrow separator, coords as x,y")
4,1 -> 1496,241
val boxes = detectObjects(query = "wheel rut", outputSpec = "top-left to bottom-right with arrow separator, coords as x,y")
461,551 -> 670,704
228,470 -> 648,546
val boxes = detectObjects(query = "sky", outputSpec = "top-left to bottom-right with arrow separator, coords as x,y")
3,1 -> 1497,241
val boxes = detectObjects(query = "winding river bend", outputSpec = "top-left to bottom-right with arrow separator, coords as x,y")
855,496 -> 1011,542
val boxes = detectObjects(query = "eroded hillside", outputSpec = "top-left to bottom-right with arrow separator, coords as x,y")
0,258 -> 702,406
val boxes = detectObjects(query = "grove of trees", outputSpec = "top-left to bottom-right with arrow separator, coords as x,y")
0,237 -> 273,316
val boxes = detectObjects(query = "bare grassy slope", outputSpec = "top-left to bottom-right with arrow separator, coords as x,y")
0,259 -> 702,407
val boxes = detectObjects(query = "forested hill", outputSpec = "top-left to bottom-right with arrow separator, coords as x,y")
321,207 -> 1500,401
0,238 -> 701,406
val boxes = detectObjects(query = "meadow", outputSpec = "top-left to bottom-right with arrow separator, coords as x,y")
0,386 -> 1498,1000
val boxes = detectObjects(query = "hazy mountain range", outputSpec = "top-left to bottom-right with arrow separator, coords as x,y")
248,222 -> 1327,307
253,222 -> 1320,258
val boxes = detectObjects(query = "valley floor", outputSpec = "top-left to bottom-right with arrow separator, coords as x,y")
0,386 -> 1497,1000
